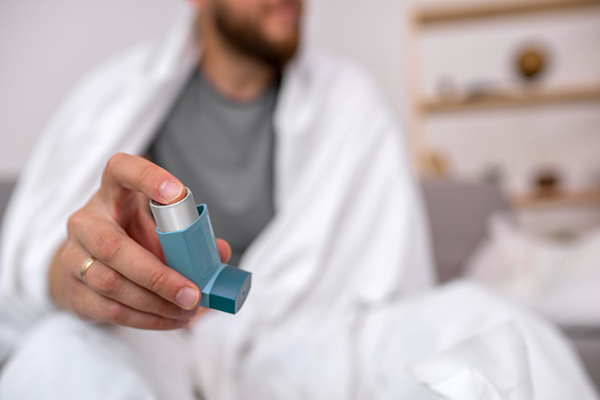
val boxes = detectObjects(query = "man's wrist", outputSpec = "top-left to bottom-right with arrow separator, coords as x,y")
48,241 -> 69,310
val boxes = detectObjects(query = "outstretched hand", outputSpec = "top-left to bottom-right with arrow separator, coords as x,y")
49,153 -> 231,330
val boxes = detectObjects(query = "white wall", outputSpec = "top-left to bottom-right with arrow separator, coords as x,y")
306,0 -> 412,133
0,0 -> 188,179
1,0 -> 599,206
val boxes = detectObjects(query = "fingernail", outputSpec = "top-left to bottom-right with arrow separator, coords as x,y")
159,180 -> 183,202
176,287 -> 200,309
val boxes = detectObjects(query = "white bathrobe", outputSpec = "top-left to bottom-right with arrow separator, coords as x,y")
0,13 -> 596,400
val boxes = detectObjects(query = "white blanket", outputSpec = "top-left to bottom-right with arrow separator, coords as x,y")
466,214 -> 600,327
0,282 -> 596,399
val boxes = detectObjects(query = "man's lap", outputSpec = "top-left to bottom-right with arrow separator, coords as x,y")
0,313 -> 196,400
1,283 -> 597,399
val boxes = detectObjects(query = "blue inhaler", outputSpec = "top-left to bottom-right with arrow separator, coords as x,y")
150,188 -> 251,314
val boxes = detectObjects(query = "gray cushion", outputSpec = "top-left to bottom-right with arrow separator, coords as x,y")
570,334 -> 600,393
420,178 -> 510,283
0,180 -> 16,229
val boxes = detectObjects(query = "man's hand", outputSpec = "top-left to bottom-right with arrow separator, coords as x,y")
48,153 -> 231,330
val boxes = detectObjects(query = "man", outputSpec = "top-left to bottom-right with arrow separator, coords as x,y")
0,0 -> 596,399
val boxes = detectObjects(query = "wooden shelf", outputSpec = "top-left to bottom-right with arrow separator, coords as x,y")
415,0 -> 600,25
421,85 -> 600,113
512,188 -> 600,208
407,0 -> 600,177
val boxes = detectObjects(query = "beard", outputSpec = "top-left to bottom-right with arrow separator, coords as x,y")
212,1 -> 300,69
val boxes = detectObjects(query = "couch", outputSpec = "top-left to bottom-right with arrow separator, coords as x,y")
421,178 -> 600,391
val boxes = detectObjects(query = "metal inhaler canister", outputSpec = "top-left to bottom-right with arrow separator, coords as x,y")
149,187 -> 251,314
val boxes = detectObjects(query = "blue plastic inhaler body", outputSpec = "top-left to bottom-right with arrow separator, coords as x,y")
150,188 -> 251,314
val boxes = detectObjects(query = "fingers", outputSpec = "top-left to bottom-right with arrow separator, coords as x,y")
65,241 -> 197,322
69,215 -> 201,310
67,278 -> 188,331
101,153 -> 186,206
216,238 -> 232,263
86,261 -> 199,321
60,152 -> 233,332
126,204 -> 165,262
58,153 -> 214,330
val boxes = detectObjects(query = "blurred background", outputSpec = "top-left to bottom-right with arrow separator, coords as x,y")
1,0 -> 599,236
1,0 -> 600,389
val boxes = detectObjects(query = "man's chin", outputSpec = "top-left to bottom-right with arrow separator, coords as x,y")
212,4 -> 300,68
268,27 -> 301,58
265,41 -> 299,67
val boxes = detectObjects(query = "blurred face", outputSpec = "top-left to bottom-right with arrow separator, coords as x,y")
201,0 -> 303,68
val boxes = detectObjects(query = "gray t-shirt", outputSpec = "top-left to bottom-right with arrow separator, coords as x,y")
149,70 -> 278,266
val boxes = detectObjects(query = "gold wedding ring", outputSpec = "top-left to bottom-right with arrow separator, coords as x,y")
80,257 -> 97,285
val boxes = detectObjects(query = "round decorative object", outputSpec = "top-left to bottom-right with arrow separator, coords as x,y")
533,167 -> 561,197
516,45 -> 548,81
